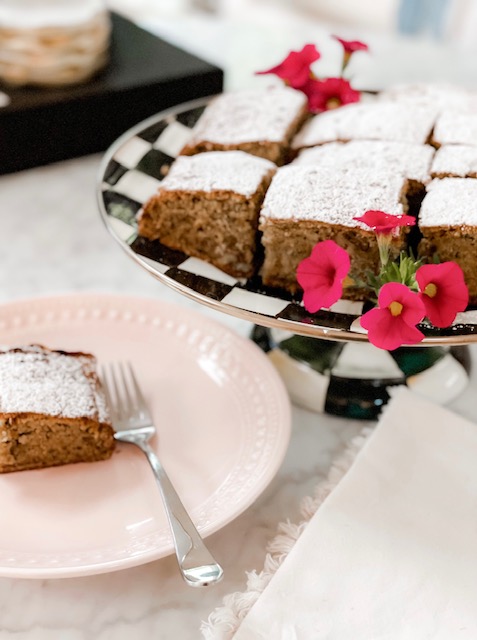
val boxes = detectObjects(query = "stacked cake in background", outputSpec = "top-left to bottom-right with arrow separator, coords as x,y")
138,83 -> 477,305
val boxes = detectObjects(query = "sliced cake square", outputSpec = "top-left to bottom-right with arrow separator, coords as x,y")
138,151 -> 277,278
293,140 -> 434,196
378,83 -> 477,110
180,87 -> 308,165
432,111 -> 477,147
0,345 -> 114,473
431,145 -> 477,178
418,178 -> 477,303
292,102 -> 437,152
259,166 -> 409,296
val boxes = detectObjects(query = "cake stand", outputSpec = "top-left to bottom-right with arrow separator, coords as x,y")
97,97 -> 476,419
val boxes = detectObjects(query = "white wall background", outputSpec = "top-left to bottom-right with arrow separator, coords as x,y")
108,0 -> 477,47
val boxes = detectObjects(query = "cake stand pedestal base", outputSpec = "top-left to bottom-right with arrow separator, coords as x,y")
251,326 -> 471,420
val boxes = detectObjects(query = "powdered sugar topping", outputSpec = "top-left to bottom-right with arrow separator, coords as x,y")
260,166 -> 405,225
292,102 -> 437,149
433,111 -> 477,146
158,151 -> 276,196
186,87 -> 307,145
420,178 -> 477,227
378,83 -> 477,111
0,346 -> 110,423
294,140 -> 434,184
431,145 -> 477,177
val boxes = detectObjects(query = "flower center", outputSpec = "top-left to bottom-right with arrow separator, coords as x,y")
324,265 -> 337,286
389,301 -> 403,316
326,97 -> 341,109
424,282 -> 438,298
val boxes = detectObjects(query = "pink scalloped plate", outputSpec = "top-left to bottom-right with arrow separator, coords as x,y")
0,293 -> 291,579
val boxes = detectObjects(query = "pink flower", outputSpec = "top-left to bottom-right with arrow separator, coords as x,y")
302,77 -> 360,113
354,210 -> 416,236
416,262 -> 469,328
354,211 -> 416,267
297,240 -> 351,313
333,36 -> 369,55
255,44 -> 320,89
333,36 -> 369,70
360,282 -> 425,350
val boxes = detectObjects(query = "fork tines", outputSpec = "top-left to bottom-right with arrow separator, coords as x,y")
101,362 -> 150,426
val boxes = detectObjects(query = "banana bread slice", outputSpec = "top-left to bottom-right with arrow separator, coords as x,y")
180,87 -> 308,165
259,166 -> 409,297
292,102 -> 437,152
138,150 -> 276,278
0,345 -> 114,473
432,111 -> 477,147
431,145 -> 477,178
293,140 -> 434,197
418,178 -> 477,303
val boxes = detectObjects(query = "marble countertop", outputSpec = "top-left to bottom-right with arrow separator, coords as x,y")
1,8 -> 477,639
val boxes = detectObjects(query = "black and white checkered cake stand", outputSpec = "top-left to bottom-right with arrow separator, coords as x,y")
97,97 -> 476,419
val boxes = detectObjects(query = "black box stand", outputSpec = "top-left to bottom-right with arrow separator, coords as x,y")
0,13 -> 223,174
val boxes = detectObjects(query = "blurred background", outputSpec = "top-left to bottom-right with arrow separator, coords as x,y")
1,0 -> 476,172
106,0 -> 477,90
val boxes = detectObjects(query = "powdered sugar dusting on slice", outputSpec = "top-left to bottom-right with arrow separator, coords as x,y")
433,111 -> 477,146
292,102 -> 437,149
260,166 -> 405,225
158,151 -> 276,197
431,145 -> 477,177
0,346 -> 110,423
420,178 -> 477,227
294,140 -> 434,184
379,83 -> 477,111
187,87 -> 307,145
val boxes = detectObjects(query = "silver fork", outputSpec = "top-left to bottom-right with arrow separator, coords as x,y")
101,362 -> 224,587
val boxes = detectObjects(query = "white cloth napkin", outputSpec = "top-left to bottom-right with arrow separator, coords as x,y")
232,387 -> 477,639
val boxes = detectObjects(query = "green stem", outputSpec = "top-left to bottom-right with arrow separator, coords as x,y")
377,235 -> 391,268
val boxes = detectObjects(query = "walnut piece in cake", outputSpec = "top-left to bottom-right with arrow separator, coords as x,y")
259,166 -> 409,296
419,178 -> 477,304
431,145 -> 477,178
292,102 -> 437,151
180,87 -> 308,165
293,140 -> 434,195
0,345 -> 115,473
138,151 -> 277,278
432,111 -> 477,147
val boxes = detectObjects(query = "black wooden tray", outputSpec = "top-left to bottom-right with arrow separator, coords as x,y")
0,13 -> 223,174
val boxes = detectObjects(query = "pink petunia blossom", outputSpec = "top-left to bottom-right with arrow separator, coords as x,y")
301,77 -> 360,113
297,240 -> 351,313
255,44 -> 320,89
416,262 -> 469,328
360,282 -> 425,350
354,210 -> 416,236
332,36 -> 369,55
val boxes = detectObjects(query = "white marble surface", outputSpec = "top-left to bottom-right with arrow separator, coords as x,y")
1,7 -> 477,639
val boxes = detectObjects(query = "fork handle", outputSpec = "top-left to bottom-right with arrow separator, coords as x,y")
139,442 -> 224,587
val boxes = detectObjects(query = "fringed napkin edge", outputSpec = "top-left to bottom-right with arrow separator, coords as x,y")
201,426 -> 373,639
